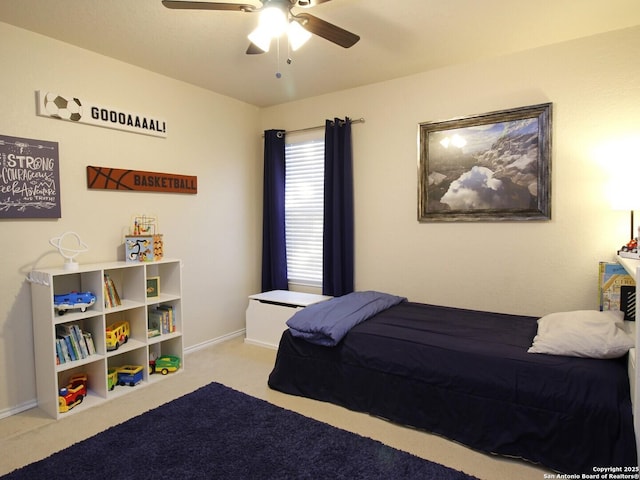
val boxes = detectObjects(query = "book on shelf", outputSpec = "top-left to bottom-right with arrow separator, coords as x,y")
55,339 -> 69,364
83,332 -> 96,355
55,323 -> 95,364
156,304 -> 176,333
148,304 -> 176,336
103,273 -> 122,308
148,310 -> 162,337
73,324 -> 89,358
56,324 -> 79,361
598,261 -> 636,321
55,334 -> 75,363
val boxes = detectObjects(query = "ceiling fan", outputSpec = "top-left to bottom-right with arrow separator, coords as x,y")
161,0 -> 360,54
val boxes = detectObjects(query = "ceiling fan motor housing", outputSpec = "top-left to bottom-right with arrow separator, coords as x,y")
162,0 -> 360,51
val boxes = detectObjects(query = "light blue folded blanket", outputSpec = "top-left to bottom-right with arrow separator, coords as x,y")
286,290 -> 407,346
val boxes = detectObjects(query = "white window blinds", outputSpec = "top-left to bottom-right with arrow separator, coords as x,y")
285,138 -> 324,286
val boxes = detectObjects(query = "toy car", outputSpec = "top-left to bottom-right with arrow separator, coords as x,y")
58,373 -> 88,413
621,238 -> 638,252
54,291 -> 96,315
116,365 -> 144,387
105,321 -> 130,351
153,355 -> 181,375
107,368 -> 118,391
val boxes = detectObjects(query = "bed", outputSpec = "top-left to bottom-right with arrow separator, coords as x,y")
267,292 -> 636,474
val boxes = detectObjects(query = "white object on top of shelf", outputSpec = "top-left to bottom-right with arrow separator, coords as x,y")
26,270 -> 50,286
49,231 -> 89,271
618,250 -> 640,260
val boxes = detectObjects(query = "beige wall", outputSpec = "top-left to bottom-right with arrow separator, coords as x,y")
1,20 -> 639,417
0,23 -> 262,416
260,26 -> 640,316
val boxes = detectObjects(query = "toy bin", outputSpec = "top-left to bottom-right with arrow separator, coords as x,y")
124,234 -> 163,262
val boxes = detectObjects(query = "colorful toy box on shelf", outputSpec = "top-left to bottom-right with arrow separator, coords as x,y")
125,214 -> 163,263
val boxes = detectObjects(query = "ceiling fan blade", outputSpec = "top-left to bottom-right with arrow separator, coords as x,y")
296,13 -> 359,48
161,1 -> 257,12
296,0 -> 332,7
246,43 -> 266,54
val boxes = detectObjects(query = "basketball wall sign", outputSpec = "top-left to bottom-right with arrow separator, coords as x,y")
87,166 -> 197,194
36,90 -> 167,138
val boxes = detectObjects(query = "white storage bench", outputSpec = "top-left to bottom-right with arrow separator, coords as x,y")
245,290 -> 332,349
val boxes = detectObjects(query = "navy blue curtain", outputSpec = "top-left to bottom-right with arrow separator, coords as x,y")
323,118 -> 354,296
261,130 -> 288,292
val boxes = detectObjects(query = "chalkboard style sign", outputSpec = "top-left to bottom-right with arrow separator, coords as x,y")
0,134 -> 60,218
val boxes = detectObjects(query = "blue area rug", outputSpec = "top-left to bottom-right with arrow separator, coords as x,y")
2,382 -> 478,479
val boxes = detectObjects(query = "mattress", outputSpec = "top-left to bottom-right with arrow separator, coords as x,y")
268,301 -> 636,473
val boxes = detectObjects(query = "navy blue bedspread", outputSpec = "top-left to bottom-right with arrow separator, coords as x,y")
268,302 -> 636,474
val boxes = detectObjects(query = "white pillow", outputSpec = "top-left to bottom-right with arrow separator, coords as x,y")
528,310 -> 634,359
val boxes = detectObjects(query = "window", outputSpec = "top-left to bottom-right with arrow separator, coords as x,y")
285,135 -> 324,286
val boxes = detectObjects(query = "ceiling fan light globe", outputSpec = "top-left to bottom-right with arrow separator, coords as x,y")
288,21 -> 312,51
259,6 -> 288,37
248,26 -> 272,52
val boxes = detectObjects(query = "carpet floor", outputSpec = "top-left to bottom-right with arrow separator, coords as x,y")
1,382 -> 479,479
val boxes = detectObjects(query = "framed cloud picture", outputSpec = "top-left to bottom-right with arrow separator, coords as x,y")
418,103 -> 551,222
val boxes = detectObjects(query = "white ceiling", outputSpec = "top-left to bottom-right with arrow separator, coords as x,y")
1,0 -> 639,107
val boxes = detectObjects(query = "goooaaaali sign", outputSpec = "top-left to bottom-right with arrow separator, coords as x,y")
87,166 -> 197,194
36,90 -> 167,138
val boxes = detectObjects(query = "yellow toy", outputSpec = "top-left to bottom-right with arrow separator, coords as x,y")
58,373 -> 88,413
106,321 -> 130,351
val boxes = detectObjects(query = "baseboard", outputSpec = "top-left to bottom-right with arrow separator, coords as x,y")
0,399 -> 38,420
184,329 -> 245,354
244,338 -> 278,350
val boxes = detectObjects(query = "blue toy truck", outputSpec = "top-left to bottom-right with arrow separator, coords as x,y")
116,365 -> 144,387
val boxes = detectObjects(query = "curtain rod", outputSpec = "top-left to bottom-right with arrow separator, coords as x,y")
261,118 -> 365,138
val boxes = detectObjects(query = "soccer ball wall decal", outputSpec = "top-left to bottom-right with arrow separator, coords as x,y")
43,92 -> 83,122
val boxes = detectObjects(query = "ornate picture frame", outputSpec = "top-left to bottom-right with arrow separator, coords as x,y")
418,103 -> 551,222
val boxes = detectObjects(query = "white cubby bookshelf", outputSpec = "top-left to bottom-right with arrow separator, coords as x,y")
30,258 -> 184,419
